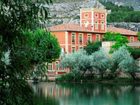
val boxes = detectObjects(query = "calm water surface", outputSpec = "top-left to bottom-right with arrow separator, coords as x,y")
32,82 -> 140,105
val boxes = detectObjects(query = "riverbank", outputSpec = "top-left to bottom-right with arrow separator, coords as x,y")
55,78 -> 140,85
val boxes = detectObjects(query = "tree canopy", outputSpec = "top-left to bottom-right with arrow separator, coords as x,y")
103,32 -> 128,53
84,41 -> 101,55
0,0 -> 61,105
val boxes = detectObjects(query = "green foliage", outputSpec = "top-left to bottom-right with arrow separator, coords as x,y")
84,41 -> 101,55
61,50 -> 90,74
101,1 -> 140,22
34,95 -> 59,105
103,32 -> 128,53
138,32 -> 140,41
112,46 -> 130,64
61,49 -> 112,80
60,46 -> 139,81
90,49 -> 112,78
0,0 -> 62,105
56,73 -> 75,82
129,47 -> 140,59
112,46 -> 139,79
103,32 -> 118,41
22,29 -> 61,64
101,1 -> 134,12
0,0 -> 52,42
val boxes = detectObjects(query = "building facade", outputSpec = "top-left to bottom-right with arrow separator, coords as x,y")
47,8 -> 138,80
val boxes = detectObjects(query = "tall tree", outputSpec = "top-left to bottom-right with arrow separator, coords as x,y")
0,0 -> 61,105
90,49 -> 112,79
112,46 -> 138,80
84,41 -> 101,55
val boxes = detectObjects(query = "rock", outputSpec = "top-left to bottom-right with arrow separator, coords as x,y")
108,22 -> 140,32
46,0 -> 105,26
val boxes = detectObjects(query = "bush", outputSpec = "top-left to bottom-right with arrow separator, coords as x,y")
56,73 -> 75,82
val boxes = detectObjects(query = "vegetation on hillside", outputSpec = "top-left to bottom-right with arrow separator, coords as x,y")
100,1 -> 140,22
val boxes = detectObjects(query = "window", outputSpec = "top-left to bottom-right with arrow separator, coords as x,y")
87,34 -> 92,42
95,21 -> 98,30
101,14 -> 105,18
96,34 -> 100,41
101,21 -> 104,30
48,63 -> 52,70
84,21 -> 89,27
72,47 -> 76,53
84,13 -> 89,18
130,36 -> 134,42
56,62 -> 59,70
71,33 -> 76,44
79,33 -> 83,44
95,13 -> 98,18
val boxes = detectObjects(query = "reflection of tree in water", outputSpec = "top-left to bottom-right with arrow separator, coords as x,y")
31,83 -> 140,105
58,83 -> 140,105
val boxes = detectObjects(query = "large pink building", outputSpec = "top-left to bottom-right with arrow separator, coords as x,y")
47,8 -> 138,80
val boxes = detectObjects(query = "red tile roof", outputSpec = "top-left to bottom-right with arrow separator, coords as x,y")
107,26 -> 137,36
48,24 -> 104,33
49,24 -> 138,36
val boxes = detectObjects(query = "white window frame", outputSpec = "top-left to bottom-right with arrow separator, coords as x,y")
71,32 -> 76,44
72,47 -> 76,53
95,21 -> 98,30
78,33 -> 83,44
55,62 -> 59,70
96,34 -> 101,41
87,34 -> 92,42
48,63 -> 53,70
101,21 -> 104,30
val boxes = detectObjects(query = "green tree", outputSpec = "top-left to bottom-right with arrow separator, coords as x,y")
90,49 -> 112,79
103,32 -> 128,53
60,50 -> 92,79
0,0 -> 61,105
138,32 -> 140,41
84,41 -> 101,55
112,46 -> 138,80
129,47 -> 140,59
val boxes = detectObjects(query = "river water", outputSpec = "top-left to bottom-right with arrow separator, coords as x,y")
32,82 -> 140,105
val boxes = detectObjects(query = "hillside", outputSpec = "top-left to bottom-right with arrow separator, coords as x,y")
43,0 -> 140,31
99,0 -> 140,11
46,0 -> 104,27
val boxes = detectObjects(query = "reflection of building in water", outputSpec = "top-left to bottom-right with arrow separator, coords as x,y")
36,83 -> 71,98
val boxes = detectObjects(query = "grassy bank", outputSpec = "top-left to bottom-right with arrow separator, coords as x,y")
55,73 -> 140,85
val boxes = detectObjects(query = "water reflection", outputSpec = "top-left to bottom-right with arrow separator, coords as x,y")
32,83 -> 140,105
